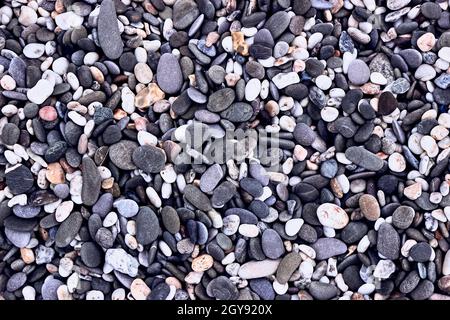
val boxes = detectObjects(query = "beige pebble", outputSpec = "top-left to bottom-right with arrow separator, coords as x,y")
388,152 -> 406,172
45,162 -> 65,184
191,254 -> 214,272
1,75 -> 16,90
130,278 -> 151,300
359,194 -> 381,221
403,182 -> 422,200
20,248 -> 35,264
417,32 -> 436,52
316,203 -> 349,229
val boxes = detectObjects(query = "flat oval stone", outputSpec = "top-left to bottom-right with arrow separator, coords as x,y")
80,242 -> 102,268
156,53 -> 183,95
238,260 -> 280,279
293,123 -> 316,146
12,205 -> 40,219
348,59 -> 370,85
200,164 -> 224,193
206,276 -> 239,300
220,103 -> 253,122
276,252 -> 302,284
261,229 -> 285,259
207,88 -> 235,112
136,207 -> 161,245
55,211 -> 83,248
81,157 -> 101,206
345,146 -> 384,171
359,194 -> 380,221
98,0 -> 123,60
132,145 -> 166,173
309,282 -> 338,300
311,238 -> 347,260
161,206 -> 180,234
109,141 -> 138,170
172,0 -> 199,30
377,222 -> 400,260
42,277 -> 64,300
184,185 -> 212,211
5,165 -> 34,195
392,206 -> 415,229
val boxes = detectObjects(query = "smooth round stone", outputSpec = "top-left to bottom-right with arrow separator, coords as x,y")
55,211 -> 83,248
238,224 -> 259,237
316,75 -> 332,90
212,181 -> 236,208
222,215 -> 240,235
12,205 -> 40,219
97,0 -> 123,60
392,206 -> 415,229
2,123 -> 20,145
80,242 -> 102,268
311,238 -> 347,260
414,55 -> 435,75
161,206 -> 180,234
276,252 -> 302,284
409,242 -> 432,262
184,185 -> 212,211
316,203 -> 349,229
136,207 -> 161,245
54,184 -> 70,199
377,223 -> 400,260
4,228 -> 31,248
359,194 -> 380,222
321,107 -> 339,122
399,49 -> 423,69
293,123 -> 315,146
240,177 -> 263,197
92,193 -> 113,217
261,229 -> 285,259
156,53 -> 183,95
206,276 -> 239,300
6,165 -> 34,195
23,43 -> 45,59
348,60 -> 370,85
6,272 -> 27,292
41,277 -> 64,300
308,282 -> 338,300
249,279 -> 275,300
108,141 -> 138,170
245,78 -> 262,101
220,103 -> 253,122
207,88 -> 235,112
200,164 -> 224,193
113,199 -> 138,218
134,62 -> 153,84
341,222 -> 368,244
410,280 -> 435,300
421,2 -> 441,19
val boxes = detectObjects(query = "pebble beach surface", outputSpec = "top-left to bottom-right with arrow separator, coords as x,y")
1,0 -> 450,301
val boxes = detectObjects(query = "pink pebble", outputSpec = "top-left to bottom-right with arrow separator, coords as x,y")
39,106 -> 58,122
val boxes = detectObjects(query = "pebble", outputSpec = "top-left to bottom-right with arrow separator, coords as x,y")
359,194 -> 381,221
377,223 -> 400,260
316,203 -> 349,229
157,54 -> 183,95
98,0 -> 123,60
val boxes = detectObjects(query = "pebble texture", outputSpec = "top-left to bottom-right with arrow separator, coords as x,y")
0,0 -> 450,302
